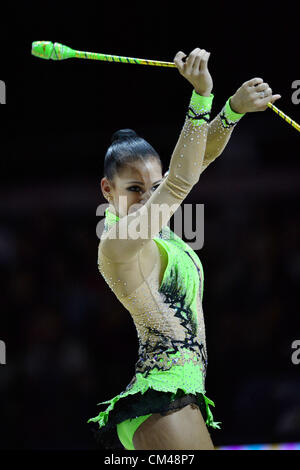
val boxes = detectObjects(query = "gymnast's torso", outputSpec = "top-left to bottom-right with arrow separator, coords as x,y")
98,208 -> 208,384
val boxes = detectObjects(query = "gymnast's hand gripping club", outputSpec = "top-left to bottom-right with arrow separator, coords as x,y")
31,40 -> 300,133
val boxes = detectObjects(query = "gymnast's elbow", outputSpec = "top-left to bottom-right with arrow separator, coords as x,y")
164,176 -> 195,201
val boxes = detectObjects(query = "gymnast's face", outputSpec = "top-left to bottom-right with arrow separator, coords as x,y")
101,157 -> 163,217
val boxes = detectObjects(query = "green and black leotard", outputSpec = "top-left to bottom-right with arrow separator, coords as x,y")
87,91 -> 244,448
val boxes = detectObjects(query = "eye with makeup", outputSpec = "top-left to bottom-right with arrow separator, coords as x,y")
127,186 -> 143,193
126,183 -> 161,193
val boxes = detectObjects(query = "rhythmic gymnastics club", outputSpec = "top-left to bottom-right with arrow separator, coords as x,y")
31,41 -> 300,133
31,40 -> 176,68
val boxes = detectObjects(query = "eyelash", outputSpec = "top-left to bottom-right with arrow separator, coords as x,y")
127,185 -> 160,192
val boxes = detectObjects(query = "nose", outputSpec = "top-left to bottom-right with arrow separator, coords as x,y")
140,190 -> 152,205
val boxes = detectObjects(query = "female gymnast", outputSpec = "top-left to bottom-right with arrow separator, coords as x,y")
87,47 -> 281,450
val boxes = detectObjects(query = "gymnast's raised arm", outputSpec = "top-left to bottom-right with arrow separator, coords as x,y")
201,78 -> 282,173
101,47 -> 214,262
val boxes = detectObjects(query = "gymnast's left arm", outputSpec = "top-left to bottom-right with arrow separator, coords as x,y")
201,77 -> 281,173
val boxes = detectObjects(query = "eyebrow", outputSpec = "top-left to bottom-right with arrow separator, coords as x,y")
126,180 -> 162,185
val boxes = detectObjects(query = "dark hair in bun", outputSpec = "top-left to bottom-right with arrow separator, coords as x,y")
111,128 -> 138,143
104,128 -> 161,180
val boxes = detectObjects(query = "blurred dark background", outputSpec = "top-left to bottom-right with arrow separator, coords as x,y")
0,0 -> 300,450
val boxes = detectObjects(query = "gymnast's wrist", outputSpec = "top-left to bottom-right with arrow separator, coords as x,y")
194,88 -> 212,97
219,96 -> 245,129
228,95 -> 246,116
186,90 -> 214,126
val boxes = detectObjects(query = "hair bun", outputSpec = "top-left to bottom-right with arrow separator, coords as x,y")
111,128 -> 138,144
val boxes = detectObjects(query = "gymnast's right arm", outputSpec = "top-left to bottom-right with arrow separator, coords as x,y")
101,47 -> 214,261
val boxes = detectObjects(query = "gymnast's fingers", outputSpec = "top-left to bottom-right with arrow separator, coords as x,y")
255,82 -> 270,93
174,51 -> 187,72
247,77 -> 264,87
185,48 -> 201,73
268,94 -> 281,104
192,50 -> 202,72
256,93 -> 281,111
199,51 -> 210,71
193,49 -> 207,72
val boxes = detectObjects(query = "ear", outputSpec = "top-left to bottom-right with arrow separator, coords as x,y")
101,177 -> 112,202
